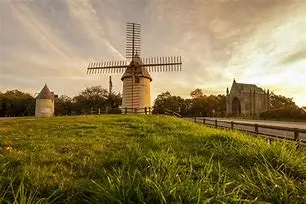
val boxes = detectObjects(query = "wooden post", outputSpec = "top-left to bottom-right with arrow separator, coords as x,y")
203,118 -> 205,124
194,117 -> 197,123
125,107 -> 127,114
149,107 -> 151,114
215,119 -> 218,128
145,107 -> 147,115
231,121 -> 234,130
267,138 -> 271,145
294,128 -> 299,145
255,124 -> 258,134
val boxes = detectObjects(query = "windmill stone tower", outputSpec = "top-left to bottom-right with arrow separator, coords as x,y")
87,22 -> 182,114
121,53 -> 152,112
35,84 -> 54,117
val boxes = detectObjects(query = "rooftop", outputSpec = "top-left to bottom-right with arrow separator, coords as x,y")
36,84 -> 54,100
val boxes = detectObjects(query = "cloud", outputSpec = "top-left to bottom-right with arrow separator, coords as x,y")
1,0 -> 306,107
67,0 -> 125,59
9,2 -> 73,59
279,49 -> 306,65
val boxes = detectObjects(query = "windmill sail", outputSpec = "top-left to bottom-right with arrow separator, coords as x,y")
86,22 -> 182,114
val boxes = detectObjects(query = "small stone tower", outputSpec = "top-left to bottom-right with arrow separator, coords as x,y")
121,54 -> 152,113
35,84 -> 55,117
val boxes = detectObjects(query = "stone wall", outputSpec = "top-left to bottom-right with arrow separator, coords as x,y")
122,77 -> 151,113
35,99 -> 54,117
226,83 -> 269,117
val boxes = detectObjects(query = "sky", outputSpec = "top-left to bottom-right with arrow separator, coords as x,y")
0,0 -> 305,106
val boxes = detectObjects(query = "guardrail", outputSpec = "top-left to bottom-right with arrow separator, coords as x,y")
87,107 -> 152,115
86,107 -> 182,116
192,117 -> 306,145
164,108 -> 182,118
121,107 -> 152,114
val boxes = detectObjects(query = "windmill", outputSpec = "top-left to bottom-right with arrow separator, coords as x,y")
87,22 -> 182,114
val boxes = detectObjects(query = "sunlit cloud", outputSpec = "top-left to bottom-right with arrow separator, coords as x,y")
0,0 -> 305,107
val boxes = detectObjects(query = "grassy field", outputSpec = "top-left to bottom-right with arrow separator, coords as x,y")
0,115 -> 305,203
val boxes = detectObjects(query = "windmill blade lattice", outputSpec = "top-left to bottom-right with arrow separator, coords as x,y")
141,56 -> 182,72
87,60 -> 129,74
126,22 -> 141,59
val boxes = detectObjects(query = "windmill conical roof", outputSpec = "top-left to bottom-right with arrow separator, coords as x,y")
121,55 -> 152,81
36,84 -> 54,99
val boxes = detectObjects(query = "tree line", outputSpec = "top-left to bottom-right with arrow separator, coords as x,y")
0,86 -> 121,117
0,86 -> 303,118
152,89 -> 226,117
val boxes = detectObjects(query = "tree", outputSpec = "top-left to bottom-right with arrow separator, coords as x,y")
269,92 -> 297,110
73,86 -> 109,114
152,92 -> 185,115
189,96 -> 208,116
216,94 -> 226,116
55,95 -> 73,116
72,86 -> 122,114
107,92 -> 122,113
107,92 -> 122,109
0,90 -> 34,117
190,88 -> 203,99
189,89 -> 208,116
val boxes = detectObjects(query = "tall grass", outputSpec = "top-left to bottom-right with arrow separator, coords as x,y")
0,115 -> 305,203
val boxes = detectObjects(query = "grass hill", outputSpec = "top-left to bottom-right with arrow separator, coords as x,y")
0,115 -> 305,203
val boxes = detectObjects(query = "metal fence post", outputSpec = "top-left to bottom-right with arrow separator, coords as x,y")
255,124 -> 258,134
215,119 -> 218,128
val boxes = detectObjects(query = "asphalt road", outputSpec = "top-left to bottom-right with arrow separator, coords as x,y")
186,117 -> 306,143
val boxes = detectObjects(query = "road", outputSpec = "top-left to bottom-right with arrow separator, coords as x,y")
185,117 -> 306,143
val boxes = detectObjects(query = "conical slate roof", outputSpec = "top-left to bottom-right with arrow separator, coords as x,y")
121,54 -> 152,81
36,84 -> 54,99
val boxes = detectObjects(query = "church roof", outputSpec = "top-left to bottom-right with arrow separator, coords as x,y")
231,80 -> 265,93
121,54 -> 152,81
36,84 -> 54,99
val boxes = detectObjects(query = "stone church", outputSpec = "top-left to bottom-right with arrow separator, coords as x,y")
226,79 -> 270,117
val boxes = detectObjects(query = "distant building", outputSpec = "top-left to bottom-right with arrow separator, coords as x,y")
226,79 -> 270,117
35,84 -> 54,117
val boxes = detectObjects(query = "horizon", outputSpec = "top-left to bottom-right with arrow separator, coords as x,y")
1,0 -> 305,107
